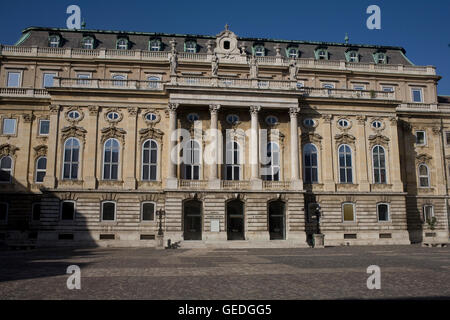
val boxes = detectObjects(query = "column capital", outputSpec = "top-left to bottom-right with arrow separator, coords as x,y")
322,114 -> 333,123
289,106 -> 300,117
209,104 -> 221,114
356,115 -> 366,125
127,107 -> 139,117
167,103 -> 179,112
49,105 -> 61,114
249,105 -> 261,114
88,105 -> 99,116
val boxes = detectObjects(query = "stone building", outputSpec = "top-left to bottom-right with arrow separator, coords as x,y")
0,26 -> 448,247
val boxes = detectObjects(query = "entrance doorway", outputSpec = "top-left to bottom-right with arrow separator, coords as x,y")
269,200 -> 285,240
226,199 -> 245,240
183,200 -> 202,240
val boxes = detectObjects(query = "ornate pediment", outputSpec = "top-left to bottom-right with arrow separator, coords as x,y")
335,133 -> 356,145
368,133 -> 390,147
0,143 -> 19,157
33,145 -> 48,158
416,153 -> 432,164
61,126 -> 87,143
214,25 -> 241,56
101,126 -> 126,144
301,132 -> 323,146
139,127 -> 164,143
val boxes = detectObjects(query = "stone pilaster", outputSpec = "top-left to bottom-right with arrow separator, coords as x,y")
43,105 -> 60,188
208,104 -> 221,189
249,105 -> 262,190
83,106 -> 99,189
356,115 -> 370,191
389,117 -> 404,192
124,107 -> 138,189
166,103 -> 178,189
289,106 -> 302,190
321,114 -> 335,191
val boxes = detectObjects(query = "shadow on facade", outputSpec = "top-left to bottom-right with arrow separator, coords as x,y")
0,175 -> 98,282
399,119 -> 422,243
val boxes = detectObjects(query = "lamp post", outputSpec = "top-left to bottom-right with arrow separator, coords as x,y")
156,208 -> 165,249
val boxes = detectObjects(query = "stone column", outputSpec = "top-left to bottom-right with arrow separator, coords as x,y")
43,105 -> 60,188
356,116 -> 370,192
166,103 -> 178,189
389,117 -> 404,192
208,104 -> 221,189
289,106 -> 302,189
322,114 -> 335,191
250,105 -> 262,189
124,107 -> 138,189
83,106 -> 99,189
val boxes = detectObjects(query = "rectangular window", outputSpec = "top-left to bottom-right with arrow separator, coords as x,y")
147,75 -> 161,89
32,203 -> 41,221
76,73 -> 91,85
39,119 -> 50,135
412,88 -> 423,103
0,203 -> 8,222
141,202 -> 155,221
415,131 -> 426,145
382,86 -> 394,92
43,73 -> 56,88
7,72 -> 21,87
423,205 -> 434,222
353,85 -> 365,90
377,203 -> 390,222
342,203 -> 355,222
61,201 -> 75,220
2,118 -> 17,135
445,132 -> 450,146
102,202 -> 116,221
322,83 -> 335,89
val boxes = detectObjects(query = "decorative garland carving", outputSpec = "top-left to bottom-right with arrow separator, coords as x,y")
139,127 -> 164,144
368,133 -> 390,148
334,133 -> 356,145
100,126 -> 126,144
60,126 -> 87,143
33,145 -> 48,159
0,144 -> 19,157
301,132 -> 323,147
416,153 -> 432,164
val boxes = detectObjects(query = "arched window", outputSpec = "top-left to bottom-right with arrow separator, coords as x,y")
116,38 -> 128,50
303,144 -> 318,184
35,156 -> 47,183
418,164 -> 430,187
184,140 -> 201,180
225,141 -> 240,181
184,41 -> 197,53
142,139 -> 158,181
372,145 -> 387,184
103,138 -> 120,180
149,39 -> 161,51
0,156 -> 13,183
81,37 -> 94,49
338,145 -> 353,184
63,138 -> 80,180
262,142 -> 280,181
48,35 -> 60,48
287,47 -> 298,58
253,45 -> 265,57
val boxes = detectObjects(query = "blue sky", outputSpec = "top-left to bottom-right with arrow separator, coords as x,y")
1,0 -> 449,94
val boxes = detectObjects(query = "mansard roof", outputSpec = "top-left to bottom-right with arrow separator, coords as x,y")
14,26 -> 412,65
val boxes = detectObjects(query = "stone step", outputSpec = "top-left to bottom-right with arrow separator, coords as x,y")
179,240 -> 309,249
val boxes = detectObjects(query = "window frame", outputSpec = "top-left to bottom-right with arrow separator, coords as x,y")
338,144 -> 353,184
147,75 -> 161,89
372,145 -> 387,184
265,115 -> 279,126
183,139 -> 201,180
253,45 -> 265,57
116,38 -> 129,50
445,132 -> 450,146
141,201 -> 156,222
346,50 -> 359,63
184,40 -> 197,53
102,138 -> 120,181
415,130 -> 427,146
225,141 -> 241,181
418,163 -> 430,188
422,205 -> 434,223
148,39 -> 161,52
81,36 -> 95,49
2,118 -> 17,135
303,143 -> 319,184
0,156 -> 13,183
262,142 -> 281,181
286,47 -> 298,58
7,71 -> 22,88
101,201 -> 117,222
342,202 -> 356,223
315,48 -> 328,60
322,83 -> 335,89
35,156 -> 47,184
39,119 -> 50,136
377,203 -> 390,222
48,35 -> 60,48
62,137 -> 81,180
60,200 -> 76,221
141,139 -> 158,181
32,202 -> 41,222
411,87 -> 424,103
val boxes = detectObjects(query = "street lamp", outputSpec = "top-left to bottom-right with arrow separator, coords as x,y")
156,208 -> 165,236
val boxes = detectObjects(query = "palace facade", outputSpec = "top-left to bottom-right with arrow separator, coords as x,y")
0,26 -> 449,247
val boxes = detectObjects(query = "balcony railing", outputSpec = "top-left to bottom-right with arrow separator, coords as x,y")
263,181 -> 291,190
179,180 -> 209,189
0,45 -> 436,76
53,78 -> 164,90
0,87 -> 49,98
222,180 -> 251,189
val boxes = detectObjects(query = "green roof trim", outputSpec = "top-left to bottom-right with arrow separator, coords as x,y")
14,31 -> 31,46
20,26 -> 408,53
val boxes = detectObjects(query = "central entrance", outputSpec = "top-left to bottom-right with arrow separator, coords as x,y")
183,199 -> 202,240
269,200 -> 286,240
226,199 -> 245,240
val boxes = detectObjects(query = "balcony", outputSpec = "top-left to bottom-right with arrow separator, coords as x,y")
0,45 -> 436,76
0,88 -> 49,98
53,78 -> 164,91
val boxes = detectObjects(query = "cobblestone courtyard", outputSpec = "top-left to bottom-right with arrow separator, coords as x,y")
0,245 -> 448,300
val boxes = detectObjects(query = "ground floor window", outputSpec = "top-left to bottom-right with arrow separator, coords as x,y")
342,203 -> 355,222
377,203 -> 390,222
423,205 -> 434,223
141,202 -> 155,221
0,202 -> 8,222
61,201 -> 75,220
32,203 -> 41,221
102,201 -> 116,221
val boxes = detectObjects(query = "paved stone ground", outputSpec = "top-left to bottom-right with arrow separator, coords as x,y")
0,245 -> 448,300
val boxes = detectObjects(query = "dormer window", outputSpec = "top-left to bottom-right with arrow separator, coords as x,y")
346,50 -> 359,62
253,45 -> 265,57
315,48 -> 328,60
185,41 -> 197,53
286,47 -> 298,58
81,36 -> 94,49
374,52 -> 387,64
116,38 -> 129,50
149,39 -> 161,51
48,35 -> 60,48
